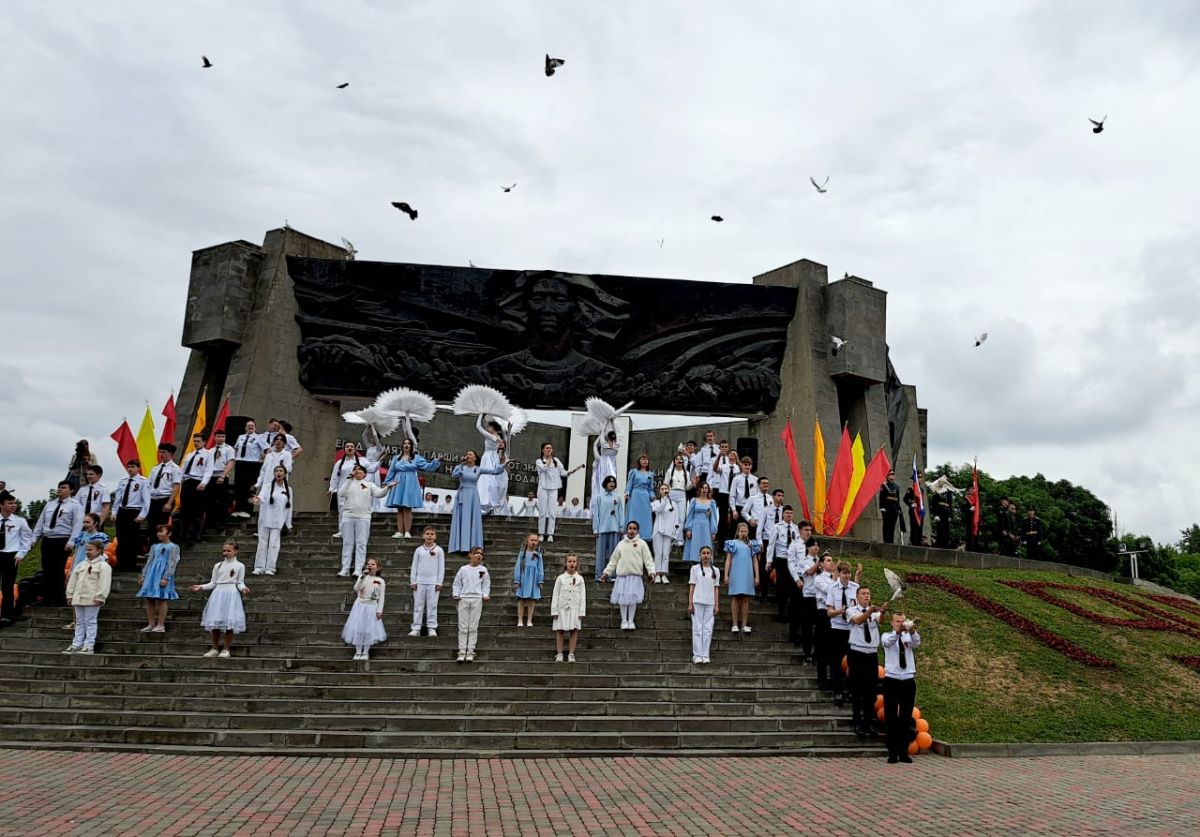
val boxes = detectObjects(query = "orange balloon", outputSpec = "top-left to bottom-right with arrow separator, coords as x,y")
877,665 -> 886,680
64,556 -> 75,576
916,731 -> 933,750
911,707 -> 922,720
105,540 -> 119,567
841,656 -> 849,674
915,718 -> 929,733
876,707 -> 886,722
874,695 -> 884,711
907,740 -> 920,755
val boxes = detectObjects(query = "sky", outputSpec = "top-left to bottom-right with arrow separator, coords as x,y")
2,1 -> 1199,543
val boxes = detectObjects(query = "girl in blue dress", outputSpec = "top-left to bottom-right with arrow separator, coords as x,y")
724,521 -> 760,634
624,454 -> 654,536
449,451 -> 510,553
591,475 -> 624,581
511,532 -> 545,627
386,438 -> 441,539
683,482 -> 717,564
137,523 -> 180,633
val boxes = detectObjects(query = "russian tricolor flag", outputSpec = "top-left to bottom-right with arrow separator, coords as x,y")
910,456 -> 925,523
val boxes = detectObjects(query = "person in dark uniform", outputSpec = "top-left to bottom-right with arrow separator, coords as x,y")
996,499 -> 1017,556
877,471 -> 901,544
1022,508 -> 1044,560
903,478 -> 924,547
930,487 -> 953,549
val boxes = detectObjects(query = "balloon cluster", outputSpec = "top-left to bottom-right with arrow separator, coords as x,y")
843,656 -> 934,755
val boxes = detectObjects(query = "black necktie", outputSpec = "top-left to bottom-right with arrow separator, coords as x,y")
154,466 -> 165,489
186,454 -> 197,474
122,479 -> 132,507
744,475 -> 750,497
862,617 -> 872,644
774,508 -> 780,525
239,437 -> 248,457
50,501 -> 62,529
85,487 -> 95,512
1,518 -> 8,550
841,587 -> 847,609
898,635 -> 908,669
786,526 -> 793,547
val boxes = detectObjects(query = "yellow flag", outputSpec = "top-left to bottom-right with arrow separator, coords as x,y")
813,419 -> 827,521
837,433 -> 866,534
183,389 -> 207,456
135,406 -> 157,477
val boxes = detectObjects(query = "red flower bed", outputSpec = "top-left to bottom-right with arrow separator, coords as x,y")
1144,594 -> 1200,619
1172,656 -> 1200,673
1000,581 -> 1200,640
905,574 -> 1116,668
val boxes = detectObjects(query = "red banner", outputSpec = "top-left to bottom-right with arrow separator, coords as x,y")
159,394 -> 177,445
110,421 -> 139,468
840,446 -> 893,535
823,426 -> 853,535
206,395 -> 230,449
779,420 -> 811,521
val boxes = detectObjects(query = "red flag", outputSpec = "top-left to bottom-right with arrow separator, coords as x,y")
840,446 -> 893,535
159,394 -> 177,445
822,425 -> 854,535
779,420 -> 811,521
110,421 -> 139,470
206,395 -> 230,449
968,462 -> 981,537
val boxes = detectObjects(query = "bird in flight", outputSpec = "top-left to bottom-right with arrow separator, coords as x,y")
830,335 -> 848,356
341,238 -> 357,259
201,55 -> 213,69
336,82 -> 350,89
657,238 -> 664,248
501,184 -> 516,192
810,176 -> 829,194
391,202 -> 418,220
468,260 -> 476,268
711,215 -> 724,222
975,332 -> 988,348
1090,116 -> 1106,134
545,54 -> 566,77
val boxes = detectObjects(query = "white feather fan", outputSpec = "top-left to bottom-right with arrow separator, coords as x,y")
375,387 -> 436,423
452,385 -> 512,418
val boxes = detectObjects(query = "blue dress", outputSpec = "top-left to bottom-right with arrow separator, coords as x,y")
137,542 -> 180,600
724,539 -> 759,596
71,531 -> 109,564
512,547 -> 545,600
592,490 -> 624,581
683,499 -> 716,563
386,455 -> 441,509
624,470 -> 654,536
449,464 -> 507,553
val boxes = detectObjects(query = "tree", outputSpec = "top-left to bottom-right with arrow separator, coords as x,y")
1178,524 -> 1200,556
25,489 -> 54,526
1115,534 -> 1179,589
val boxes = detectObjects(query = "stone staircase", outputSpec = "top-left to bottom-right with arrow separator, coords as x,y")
0,513 -> 881,757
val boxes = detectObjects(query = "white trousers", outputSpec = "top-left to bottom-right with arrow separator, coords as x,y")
691,602 -> 714,659
412,583 -> 440,630
537,488 -> 559,536
73,605 -> 100,648
652,533 -> 674,573
255,524 -> 282,573
341,516 -> 371,574
457,597 -> 482,653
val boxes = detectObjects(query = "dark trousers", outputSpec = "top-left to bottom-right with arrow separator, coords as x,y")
40,537 -> 70,605
812,610 -> 831,683
207,476 -> 232,532
797,594 -> 816,656
1025,539 -> 1043,561
908,511 -> 923,545
774,557 -> 792,619
234,461 -> 261,514
848,648 -> 878,727
114,508 -> 143,571
177,480 -> 205,543
0,552 -> 17,620
882,511 -> 898,544
998,534 -> 1017,557
784,580 -> 802,644
882,676 -> 917,757
827,627 -> 850,695
714,492 -> 730,541
145,497 -> 172,550
934,515 -> 950,548
756,538 -> 772,602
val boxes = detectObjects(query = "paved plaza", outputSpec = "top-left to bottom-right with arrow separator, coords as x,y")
0,749 -> 1194,835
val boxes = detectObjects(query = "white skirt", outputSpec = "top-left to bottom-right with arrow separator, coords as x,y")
341,600 -> 387,647
553,606 -> 583,632
200,586 -> 247,633
610,575 -> 645,606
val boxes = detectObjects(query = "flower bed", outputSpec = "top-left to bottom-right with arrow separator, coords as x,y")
1000,581 -> 1200,640
905,574 -> 1115,668
1172,655 -> 1200,673
1143,593 -> 1200,620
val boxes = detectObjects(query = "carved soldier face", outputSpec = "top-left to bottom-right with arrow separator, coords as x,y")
527,276 -> 576,342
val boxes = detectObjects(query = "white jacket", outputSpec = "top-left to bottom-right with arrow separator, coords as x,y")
66,555 -> 112,604
338,478 -> 389,518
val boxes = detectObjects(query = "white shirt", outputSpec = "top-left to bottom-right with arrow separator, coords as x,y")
697,443 -> 720,476
337,478 -> 388,518
438,500 -> 455,514
564,505 -> 584,519
33,498 -> 84,541
881,630 -> 920,679
728,471 -> 760,511
521,499 -> 538,517
813,571 -> 835,611
74,482 -> 112,517
112,475 -> 150,518
536,458 -> 569,491
210,443 -> 236,478
260,448 -> 294,482
198,558 -> 249,592
353,575 -> 386,614
261,431 -> 301,456
452,564 -> 491,598
147,461 -> 183,499
709,456 -> 737,493
786,545 -> 816,588
846,603 -> 883,651
233,432 -> 269,463
755,503 -> 785,540
825,580 -> 860,630
411,544 -> 445,586
329,454 -> 377,493
255,480 -> 293,529
664,464 -> 691,492
765,520 -> 800,562
180,447 -> 215,485
0,513 -> 34,558
689,564 -> 721,605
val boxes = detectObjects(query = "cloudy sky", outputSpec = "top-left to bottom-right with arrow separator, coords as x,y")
3,1 -> 1199,542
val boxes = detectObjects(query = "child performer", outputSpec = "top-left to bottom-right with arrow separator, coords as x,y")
512,532 -> 544,627
550,553 -> 586,663
682,482 -> 717,564
591,475 -> 624,581
409,526 -> 445,637
790,537 -> 822,663
337,463 -> 394,577
812,552 -> 836,690
723,521 -> 760,633
600,521 -> 655,630
452,546 -> 491,662
624,454 -> 654,536
881,612 -> 921,763
136,523 -> 180,633
328,441 -> 376,537
846,586 -> 886,737
688,545 -> 720,664
63,540 -> 112,654
189,540 -> 251,659
385,438 -> 441,539
342,557 -> 387,661
535,442 -> 582,543
250,465 -> 292,576
449,452 -> 510,554
649,483 -> 681,584
824,560 -> 863,704
475,415 -> 508,515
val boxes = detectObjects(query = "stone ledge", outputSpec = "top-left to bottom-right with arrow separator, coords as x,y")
826,538 -> 1111,581
931,739 -> 1200,758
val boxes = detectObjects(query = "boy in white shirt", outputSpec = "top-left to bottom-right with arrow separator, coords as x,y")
824,560 -> 862,704
452,547 -> 491,662
409,526 -> 445,637
846,586 -> 886,737
881,611 -> 921,763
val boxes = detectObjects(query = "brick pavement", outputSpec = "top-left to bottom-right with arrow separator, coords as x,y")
0,749 -> 1194,836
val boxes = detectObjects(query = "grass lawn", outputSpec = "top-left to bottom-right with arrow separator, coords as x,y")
847,556 -> 1200,744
